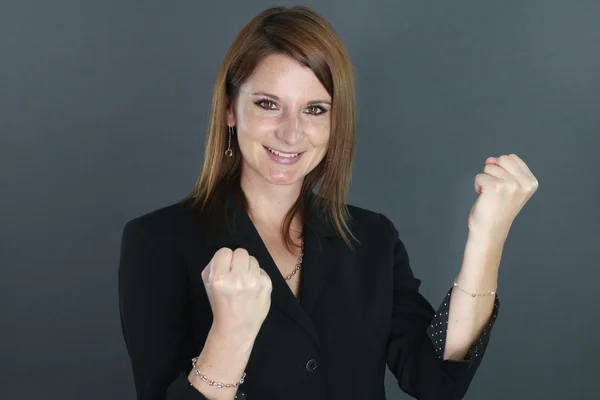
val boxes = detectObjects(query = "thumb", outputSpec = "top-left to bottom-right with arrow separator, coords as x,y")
201,257 -> 214,285
474,157 -> 499,194
474,172 -> 496,195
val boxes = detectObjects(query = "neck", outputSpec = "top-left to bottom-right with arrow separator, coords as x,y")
240,169 -> 304,233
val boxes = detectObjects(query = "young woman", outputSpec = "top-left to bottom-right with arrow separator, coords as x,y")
118,5 -> 538,400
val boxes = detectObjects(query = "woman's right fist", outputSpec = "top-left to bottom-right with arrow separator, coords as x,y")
201,247 -> 273,338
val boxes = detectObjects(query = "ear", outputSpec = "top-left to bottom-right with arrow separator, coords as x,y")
225,96 -> 236,126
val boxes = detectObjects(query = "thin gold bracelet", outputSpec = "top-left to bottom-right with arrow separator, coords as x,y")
453,280 -> 496,297
189,357 -> 246,389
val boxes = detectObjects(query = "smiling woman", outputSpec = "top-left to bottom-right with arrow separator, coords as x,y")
117,5 -> 518,400
189,5 -> 358,254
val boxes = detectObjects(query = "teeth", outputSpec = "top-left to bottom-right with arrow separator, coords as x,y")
268,148 -> 300,158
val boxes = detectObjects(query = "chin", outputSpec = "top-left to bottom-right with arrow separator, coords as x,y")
255,157 -> 304,186
263,172 -> 303,186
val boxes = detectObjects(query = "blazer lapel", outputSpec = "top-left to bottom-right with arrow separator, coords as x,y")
299,196 -> 341,318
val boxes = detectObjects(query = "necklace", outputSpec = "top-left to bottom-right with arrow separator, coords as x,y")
284,240 -> 304,280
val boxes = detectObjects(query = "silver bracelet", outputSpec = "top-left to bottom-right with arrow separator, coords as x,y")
189,357 -> 246,389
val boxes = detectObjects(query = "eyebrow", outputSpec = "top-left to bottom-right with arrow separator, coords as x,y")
250,91 -> 331,105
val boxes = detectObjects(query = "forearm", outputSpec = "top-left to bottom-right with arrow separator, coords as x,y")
188,326 -> 255,400
443,230 -> 504,360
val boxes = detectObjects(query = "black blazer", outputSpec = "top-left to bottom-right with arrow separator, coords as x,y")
118,194 -> 499,400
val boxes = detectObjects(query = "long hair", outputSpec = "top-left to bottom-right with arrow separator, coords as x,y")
182,5 -> 358,252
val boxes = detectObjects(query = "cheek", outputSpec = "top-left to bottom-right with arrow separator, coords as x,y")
304,119 -> 331,147
236,106 -> 276,139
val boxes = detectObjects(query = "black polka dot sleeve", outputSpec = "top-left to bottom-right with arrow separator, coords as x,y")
426,286 -> 500,361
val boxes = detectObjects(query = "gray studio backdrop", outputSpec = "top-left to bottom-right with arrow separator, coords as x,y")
2,1 -> 599,399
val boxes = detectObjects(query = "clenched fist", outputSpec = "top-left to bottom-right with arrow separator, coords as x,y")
469,154 -> 539,236
202,248 -> 273,339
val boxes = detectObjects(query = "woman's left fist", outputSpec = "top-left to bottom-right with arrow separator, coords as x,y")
468,154 -> 539,236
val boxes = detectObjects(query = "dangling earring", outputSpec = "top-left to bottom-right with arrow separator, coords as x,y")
225,125 -> 234,157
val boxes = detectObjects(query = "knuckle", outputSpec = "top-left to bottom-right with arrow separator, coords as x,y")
234,275 -> 247,290
497,154 -> 509,164
505,181 -> 519,193
489,180 -> 503,192
262,277 -> 273,291
211,274 -> 229,288
483,164 -> 494,173
215,247 -> 233,260
531,178 -> 539,189
260,270 -> 272,283
242,276 -> 259,290
233,248 -> 250,260
216,247 -> 232,255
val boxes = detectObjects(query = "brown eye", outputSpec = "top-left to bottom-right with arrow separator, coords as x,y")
306,105 -> 325,115
256,100 -> 277,110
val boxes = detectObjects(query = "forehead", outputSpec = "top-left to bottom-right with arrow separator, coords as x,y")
241,54 -> 330,100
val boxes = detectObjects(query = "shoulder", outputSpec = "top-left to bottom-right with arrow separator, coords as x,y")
345,203 -> 399,243
118,202 -> 195,295
344,204 -> 411,268
121,200 -> 196,241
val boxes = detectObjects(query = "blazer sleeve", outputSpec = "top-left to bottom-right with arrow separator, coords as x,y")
118,219 -> 247,399
379,214 -> 499,400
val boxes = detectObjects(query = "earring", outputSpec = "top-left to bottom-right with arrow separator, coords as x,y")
225,125 -> 234,157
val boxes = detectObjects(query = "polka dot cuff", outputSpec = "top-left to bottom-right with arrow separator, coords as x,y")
427,286 -> 500,360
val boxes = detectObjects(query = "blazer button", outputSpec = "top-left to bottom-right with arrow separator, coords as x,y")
305,359 -> 319,372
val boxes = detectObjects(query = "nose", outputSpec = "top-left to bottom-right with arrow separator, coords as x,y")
276,112 -> 302,145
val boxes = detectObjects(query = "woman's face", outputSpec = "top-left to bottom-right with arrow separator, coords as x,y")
227,53 -> 331,188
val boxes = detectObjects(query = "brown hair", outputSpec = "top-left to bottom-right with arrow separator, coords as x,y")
182,5 -> 358,252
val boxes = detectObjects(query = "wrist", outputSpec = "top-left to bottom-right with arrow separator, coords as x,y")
460,231 -> 505,278
467,226 -> 509,248
208,324 -> 257,348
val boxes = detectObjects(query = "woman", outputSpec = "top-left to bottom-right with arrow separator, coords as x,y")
118,5 -> 538,400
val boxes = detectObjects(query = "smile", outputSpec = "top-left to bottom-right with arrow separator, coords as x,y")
263,146 -> 304,165
265,146 -> 301,158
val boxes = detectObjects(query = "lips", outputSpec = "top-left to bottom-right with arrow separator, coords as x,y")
263,145 -> 304,164
263,146 -> 303,158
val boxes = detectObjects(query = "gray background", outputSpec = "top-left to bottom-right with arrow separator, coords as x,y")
1,0 -> 598,399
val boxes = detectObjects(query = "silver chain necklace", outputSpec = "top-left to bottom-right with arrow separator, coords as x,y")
284,240 -> 304,280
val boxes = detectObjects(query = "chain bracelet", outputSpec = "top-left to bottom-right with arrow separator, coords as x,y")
453,280 -> 496,297
189,357 -> 246,389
